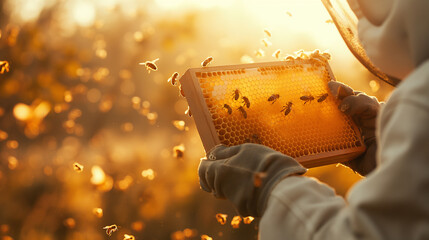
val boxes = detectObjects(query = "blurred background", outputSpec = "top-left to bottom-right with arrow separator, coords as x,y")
0,0 -> 395,239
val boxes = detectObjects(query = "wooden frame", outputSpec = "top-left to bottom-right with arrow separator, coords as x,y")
180,59 -> 366,168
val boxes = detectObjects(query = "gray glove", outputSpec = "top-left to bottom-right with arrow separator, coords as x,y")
328,81 -> 381,176
198,143 -> 307,217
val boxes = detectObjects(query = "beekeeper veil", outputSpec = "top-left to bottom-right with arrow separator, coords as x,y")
322,0 -> 429,86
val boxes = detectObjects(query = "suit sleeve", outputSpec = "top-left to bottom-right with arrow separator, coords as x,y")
260,99 -> 429,240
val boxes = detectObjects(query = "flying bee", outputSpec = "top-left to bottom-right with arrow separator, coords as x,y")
123,234 -> 136,240
223,104 -> 232,114
232,89 -> 240,101
267,94 -> 280,104
237,106 -> 247,119
201,56 -> 213,67
264,28 -> 272,37
103,224 -> 118,236
167,72 -> 179,86
272,49 -> 281,59
139,58 -> 159,73
317,93 -> 328,102
281,102 -> 293,116
0,61 -> 10,74
300,95 -> 315,104
261,38 -> 272,47
242,96 -> 250,108
73,162 -> 84,172
216,213 -> 228,225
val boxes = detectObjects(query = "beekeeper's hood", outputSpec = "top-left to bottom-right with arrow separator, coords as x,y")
323,0 -> 429,85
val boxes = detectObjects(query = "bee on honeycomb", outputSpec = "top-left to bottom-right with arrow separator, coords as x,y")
281,102 -> 293,116
232,89 -> 240,101
268,94 -> 280,104
237,106 -> 247,119
223,104 -> 232,114
242,96 -> 250,108
317,93 -> 329,102
300,95 -> 315,104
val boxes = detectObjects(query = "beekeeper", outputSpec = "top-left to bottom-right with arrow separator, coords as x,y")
198,0 -> 429,239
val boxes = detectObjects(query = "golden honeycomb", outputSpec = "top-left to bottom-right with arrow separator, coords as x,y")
180,52 -> 365,167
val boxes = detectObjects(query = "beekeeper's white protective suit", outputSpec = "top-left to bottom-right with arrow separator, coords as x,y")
260,0 -> 429,239
198,0 -> 429,239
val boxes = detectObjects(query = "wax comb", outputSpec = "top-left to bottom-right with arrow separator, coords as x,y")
179,51 -> 365,167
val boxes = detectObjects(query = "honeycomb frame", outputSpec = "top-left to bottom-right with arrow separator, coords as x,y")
180,56 -> 366,168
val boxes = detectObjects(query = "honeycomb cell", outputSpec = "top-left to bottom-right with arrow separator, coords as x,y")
180,50 -> 366,167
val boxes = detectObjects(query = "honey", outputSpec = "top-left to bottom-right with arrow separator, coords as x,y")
179,51 -> 365,167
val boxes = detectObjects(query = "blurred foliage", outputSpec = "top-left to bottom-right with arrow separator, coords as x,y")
0,0 -> 394,239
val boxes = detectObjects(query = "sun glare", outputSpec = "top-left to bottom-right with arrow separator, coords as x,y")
72,1 -> 96,27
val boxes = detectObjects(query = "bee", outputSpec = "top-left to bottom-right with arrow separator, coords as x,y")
317,93 -> 328,102
168,72 -> 179,86
237,106 -> 247,119
261,38 -> 272,47
173,144 -> 185,159
223,104 -> 232,114
286,11 -> 293,17
264,28 -> 271,37
201,234 -> 213,240
300,95 -> 315,104
216,213 -> 228,225
103,224 -> 118,236
267,94 -> 280,104
123,234 -> 136,240
201,56 -> 213,67
243,216 -> 255,224
139,58 -> 159,73
231,216 -> 242,229
272,49 -> 281,59
0,61 -> 10,74
242,96 -> 250,108
281,102 -> 293,116
232,89 -> 240,100
73,162 -> 84,172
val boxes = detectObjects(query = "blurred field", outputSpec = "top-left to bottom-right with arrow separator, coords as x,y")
0,0 -> 394,239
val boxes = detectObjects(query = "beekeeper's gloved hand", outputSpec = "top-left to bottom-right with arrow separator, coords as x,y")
328,81 -> 382,176
198,143 -> 307,217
